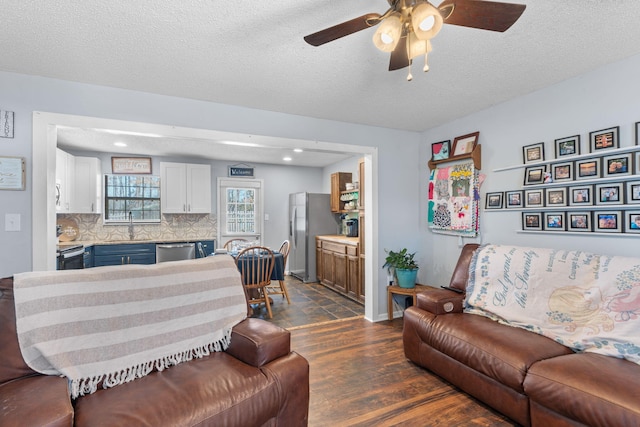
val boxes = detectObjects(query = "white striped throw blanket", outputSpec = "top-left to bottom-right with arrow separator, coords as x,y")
14,255 -> 247,398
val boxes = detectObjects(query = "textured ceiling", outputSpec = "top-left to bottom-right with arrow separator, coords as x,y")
3,1 -> 640,164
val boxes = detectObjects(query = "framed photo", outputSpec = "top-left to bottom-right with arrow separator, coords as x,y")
625,211 -> 640,233
485,192 -> 504,210
111,157 -> 152,174
452,131 -> 479,156
625,181 -> 640,204
602,153 -> 632,178
431,140 -> 450,161
505,190 -> 523,208
523,142 -> 545,164
568,185 -> 593,206
589,126 -> 619,152
524,165 -> 546,185
567,212 -> 592,232
551,162 -> 573,182
555,135 -> 580,158
543,212 -> 565,231
575,158 -> 600,180
524,189 -> 544,207
595,211 -> 622,233
636,152 -> 640,174
522,212 -> 542,231
545,188 -> 567,207
636,121 -> 640,146
595,182 -> 624,205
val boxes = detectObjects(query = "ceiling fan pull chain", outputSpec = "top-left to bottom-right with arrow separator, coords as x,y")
424,52 -> 430,72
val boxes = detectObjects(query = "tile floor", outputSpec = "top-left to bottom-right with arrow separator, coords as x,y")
250,276 -> 364,329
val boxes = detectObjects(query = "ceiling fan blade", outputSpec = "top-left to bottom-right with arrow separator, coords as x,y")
388,35 -> 410,71
304,13 -> 382,46
439,0 -> 526,32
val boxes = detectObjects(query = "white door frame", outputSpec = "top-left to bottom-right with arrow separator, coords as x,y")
217,177 -> 264,248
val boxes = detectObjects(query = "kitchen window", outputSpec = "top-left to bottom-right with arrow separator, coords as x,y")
104,174 -> 161,223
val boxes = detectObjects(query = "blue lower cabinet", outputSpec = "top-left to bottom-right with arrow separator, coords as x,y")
83,245 -> 94,268
93,243 -> 156,267
196,240 -> 215,258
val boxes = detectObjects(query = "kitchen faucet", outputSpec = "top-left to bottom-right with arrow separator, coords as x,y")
128,211 -> 135,240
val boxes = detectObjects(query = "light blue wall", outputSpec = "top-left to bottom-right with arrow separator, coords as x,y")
0,70 -> 421,321
420,52 -> 640,286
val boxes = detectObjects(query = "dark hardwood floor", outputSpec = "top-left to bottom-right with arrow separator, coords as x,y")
290,318 -> 518,427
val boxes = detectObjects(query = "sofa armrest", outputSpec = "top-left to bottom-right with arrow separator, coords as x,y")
416,288 -> 465,315
226,318 -> 290,367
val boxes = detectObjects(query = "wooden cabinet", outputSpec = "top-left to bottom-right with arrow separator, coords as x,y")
316,236 -> 363,304
358,158 -> 365,212
330,172 -> 352,213
160,162 -> 211,214
93,243 -> 156,266
73,156 -> 102,214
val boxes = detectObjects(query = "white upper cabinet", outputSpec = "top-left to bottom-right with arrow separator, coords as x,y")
56,149 -> 102,214
55,148 -> 75,213
160,162 -> 211,214
73,156 -> 102,214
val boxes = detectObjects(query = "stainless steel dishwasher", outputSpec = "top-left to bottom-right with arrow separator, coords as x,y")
156,243 -> 196,263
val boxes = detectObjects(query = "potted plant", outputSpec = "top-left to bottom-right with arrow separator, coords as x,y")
383,248 -> 419,288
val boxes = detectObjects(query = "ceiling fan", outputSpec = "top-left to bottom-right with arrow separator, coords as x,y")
304,0 -> 526,80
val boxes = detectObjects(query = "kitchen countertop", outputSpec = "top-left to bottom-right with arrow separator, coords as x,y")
316,235 -> 359,245
58,238 -> 215,248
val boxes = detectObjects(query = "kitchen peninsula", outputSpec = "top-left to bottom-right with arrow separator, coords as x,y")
315,235 -> 363,303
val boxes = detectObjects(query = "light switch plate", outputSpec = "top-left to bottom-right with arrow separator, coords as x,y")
5,213 -> 21,232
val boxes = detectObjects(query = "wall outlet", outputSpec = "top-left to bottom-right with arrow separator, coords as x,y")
5,214 -> 21,232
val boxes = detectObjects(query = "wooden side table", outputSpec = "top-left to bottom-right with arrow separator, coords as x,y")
387,284 -> 430,320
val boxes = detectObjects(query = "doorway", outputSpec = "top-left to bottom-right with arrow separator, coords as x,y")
217,177 -> 264,248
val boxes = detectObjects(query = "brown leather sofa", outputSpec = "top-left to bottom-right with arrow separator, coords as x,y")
403,244 -> 640,427
0,276 -> 309,426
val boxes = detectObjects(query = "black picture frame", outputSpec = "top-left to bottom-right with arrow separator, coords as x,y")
589,126 -> 619,152
524,189 -> 544,207
602,153 -> 632,178
505,190 -> 523,208
551,161 -> 573,182
545,188 -> 567,207
625,211 -> 640,233
554,135 -> 580,158
524,165 -> 546,185
636,121 -> 640,146
575,158 -> 600,180
595,211 -> 622,233
567,212 -> 592,232
522,212 -> 542,231
568,185 -> 593,206
523,142 -> 545,164
485,192 -> 504,210
626,181 -> 640,205
543,212 -> 565,231
431,140 -> 451,161
595,182 -> 624,205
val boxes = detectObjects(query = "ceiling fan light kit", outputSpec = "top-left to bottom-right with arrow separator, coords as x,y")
304,0 -> 526,81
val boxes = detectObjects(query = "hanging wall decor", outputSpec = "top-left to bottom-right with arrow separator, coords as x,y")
1,110 -> 14,138
428,160 -> 479,237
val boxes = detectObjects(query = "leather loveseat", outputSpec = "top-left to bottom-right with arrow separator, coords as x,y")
0,276 -> 309,427
403,244 -> 640,427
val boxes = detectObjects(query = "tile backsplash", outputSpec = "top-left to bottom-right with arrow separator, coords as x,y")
57,214 -> 217,242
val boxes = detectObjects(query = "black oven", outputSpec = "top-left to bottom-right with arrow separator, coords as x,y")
57,245 -> 85,270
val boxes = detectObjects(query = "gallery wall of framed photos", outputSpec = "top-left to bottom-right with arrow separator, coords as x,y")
485,121 -> 640,236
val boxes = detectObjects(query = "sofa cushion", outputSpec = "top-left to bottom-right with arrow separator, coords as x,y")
74,352 -> 280,427
524,353 -> 640,427
0,277 -> 38,385
425,313 -> 573,393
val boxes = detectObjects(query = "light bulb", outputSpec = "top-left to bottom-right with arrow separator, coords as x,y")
412,2 -> 443,41
373,14 -> 402,52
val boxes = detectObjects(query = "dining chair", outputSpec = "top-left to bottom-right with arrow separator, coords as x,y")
235,246 -> 275,318
223,238 -> 249,251
266,240 -> 291,304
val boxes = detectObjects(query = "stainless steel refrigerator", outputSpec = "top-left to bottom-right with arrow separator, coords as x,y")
289,193 -> 338,282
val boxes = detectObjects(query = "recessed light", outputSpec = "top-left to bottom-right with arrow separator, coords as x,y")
283,156 -> 292,161
294,148 -> 303,153
221,141 -> 261,147
114,142 -> 127,147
